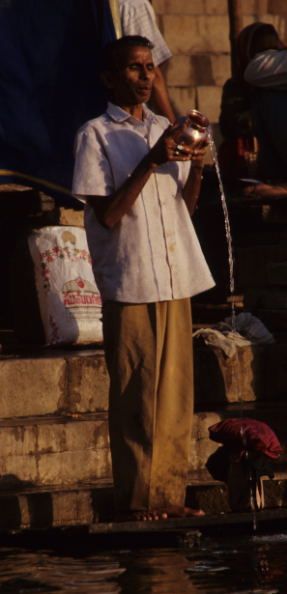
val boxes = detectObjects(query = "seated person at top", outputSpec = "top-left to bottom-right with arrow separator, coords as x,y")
219,22 -> 287,185
72,35 -> 214,521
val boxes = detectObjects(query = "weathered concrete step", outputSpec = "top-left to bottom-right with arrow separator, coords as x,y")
194,340 -> 287,405
0,349 -> 108,418
187,471 -> 287,516
0,413 -> 111,486
0,484 -> 96,532
0,406 -> 285,486
0,475 -> 287,533
1,341 -> 287,419
89,507 -> 287,536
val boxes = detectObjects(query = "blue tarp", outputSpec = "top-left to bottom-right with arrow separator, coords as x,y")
0,0 -> 116,203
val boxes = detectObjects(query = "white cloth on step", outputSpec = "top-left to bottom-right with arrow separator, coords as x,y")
193,328 -> 251,357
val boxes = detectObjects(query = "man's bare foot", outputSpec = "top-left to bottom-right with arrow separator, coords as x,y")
115,510 -> 168,522
184,506 -> 205,517
115,506 -> 204,522
165,505 -> 205,518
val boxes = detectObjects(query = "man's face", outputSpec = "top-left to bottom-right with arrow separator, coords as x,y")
108,45 -> 156,106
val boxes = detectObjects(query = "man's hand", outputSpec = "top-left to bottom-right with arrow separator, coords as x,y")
148,126 -> 192,167
190,145 -> 207,168
148,125 -> 206,168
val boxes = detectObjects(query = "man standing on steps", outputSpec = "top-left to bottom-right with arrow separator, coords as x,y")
119,0 -> 175,122
72,35 -> 214,521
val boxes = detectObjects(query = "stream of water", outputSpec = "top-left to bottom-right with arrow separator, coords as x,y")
208,127 -> 260,527
207,127 -> 235,318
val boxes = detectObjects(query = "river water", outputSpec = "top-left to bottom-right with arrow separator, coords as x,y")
0,532 -> 287,593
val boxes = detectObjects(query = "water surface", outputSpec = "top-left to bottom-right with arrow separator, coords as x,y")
0,532 -> 286,593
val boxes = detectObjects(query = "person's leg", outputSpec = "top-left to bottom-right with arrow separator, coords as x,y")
102,301 -> 157,515
103,299 -> 199,519
149,298 -> 195,512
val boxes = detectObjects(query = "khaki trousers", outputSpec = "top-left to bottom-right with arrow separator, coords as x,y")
102,298 -> 194,512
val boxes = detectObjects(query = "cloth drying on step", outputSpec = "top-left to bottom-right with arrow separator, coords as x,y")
193,327 -> 251,357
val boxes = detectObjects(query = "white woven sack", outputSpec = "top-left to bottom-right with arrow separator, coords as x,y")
28,226 -> 103,345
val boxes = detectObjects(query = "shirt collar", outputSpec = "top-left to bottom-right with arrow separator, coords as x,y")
107,102 -> 158,125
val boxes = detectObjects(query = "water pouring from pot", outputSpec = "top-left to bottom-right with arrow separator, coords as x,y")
172,108 -> 236,326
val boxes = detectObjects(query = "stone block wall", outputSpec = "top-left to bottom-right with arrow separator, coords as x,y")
152,0 -> 287,127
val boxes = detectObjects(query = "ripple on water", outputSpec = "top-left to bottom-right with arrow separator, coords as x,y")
0,534 -> 287,593
0,549 -> 124,594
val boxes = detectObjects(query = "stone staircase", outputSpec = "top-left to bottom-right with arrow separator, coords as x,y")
0,342 -> 287,532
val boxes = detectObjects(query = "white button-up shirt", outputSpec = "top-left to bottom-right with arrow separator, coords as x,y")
72,103 -> 215,303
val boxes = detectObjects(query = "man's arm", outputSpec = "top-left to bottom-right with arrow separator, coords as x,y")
86,155 -> 156,229
243,182 -> 287,198
86,126 -> 192,229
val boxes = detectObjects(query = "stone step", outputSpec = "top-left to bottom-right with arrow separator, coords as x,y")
1,342 -> 287,420
194,341 -> 287,404
0,473 -> 286,533
0,405 -> 285,487
0,349 -> 109,418
187,470 -> 287,516
0,413 -> 111,486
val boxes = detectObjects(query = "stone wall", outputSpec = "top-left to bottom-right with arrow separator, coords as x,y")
152,0 -> 287,129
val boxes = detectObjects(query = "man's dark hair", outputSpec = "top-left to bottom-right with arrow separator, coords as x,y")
101,35 -> 154,73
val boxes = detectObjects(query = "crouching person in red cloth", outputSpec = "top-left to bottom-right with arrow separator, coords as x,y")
208,418 -> 282,512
